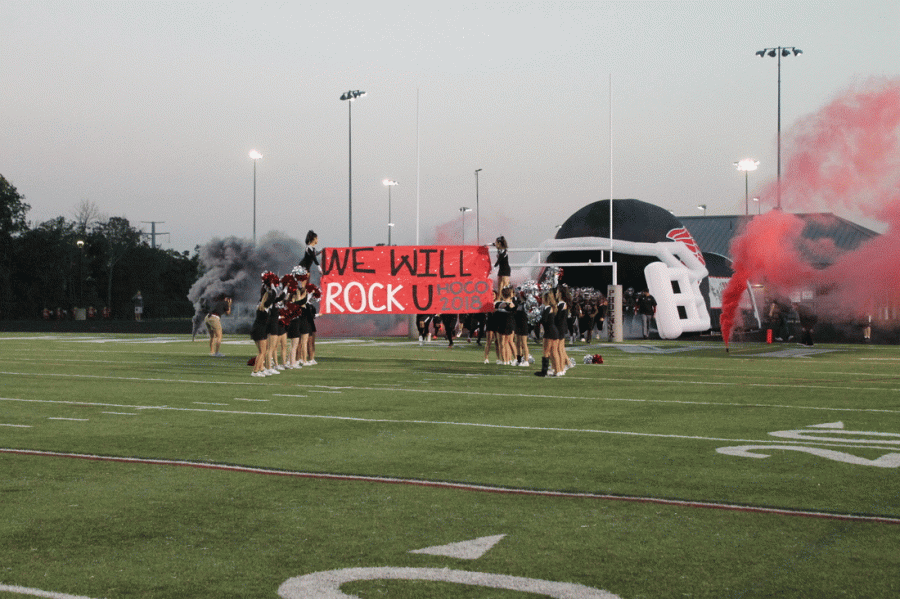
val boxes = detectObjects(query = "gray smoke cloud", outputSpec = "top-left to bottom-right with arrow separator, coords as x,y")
187,232 -> 303,333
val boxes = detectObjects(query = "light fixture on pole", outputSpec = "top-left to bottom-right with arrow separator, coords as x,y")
459,207 -> 472,244
474,168 -> 482,245
734,158 -> 759,216
340,90 -> 366,246
383,179 -> 398,245
755,46 -> 802,210
697,204 -> 707,216
248,150 -> 262,245
752,196 -> 760,215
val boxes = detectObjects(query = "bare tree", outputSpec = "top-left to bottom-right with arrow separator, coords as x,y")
72,200 -> 105,234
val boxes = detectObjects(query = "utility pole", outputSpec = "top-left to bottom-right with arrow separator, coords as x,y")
141,221 -> 169,249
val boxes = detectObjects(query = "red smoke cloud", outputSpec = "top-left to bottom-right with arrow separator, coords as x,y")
721,78 -> 900,344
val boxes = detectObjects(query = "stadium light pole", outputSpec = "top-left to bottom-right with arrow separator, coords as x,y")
734,158 -> 759,216
383,179 -> 397,245
76,239 -> 85,306
756,46 -> 802,210
474,168 -> 482,244
340,90 -> 366,246
249,150 -> 262,245
697,204 -> 707,216
752,196 -> 761,215
459,206 -> 472,243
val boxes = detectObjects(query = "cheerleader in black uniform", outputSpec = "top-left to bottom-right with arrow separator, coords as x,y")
495,286 -> 516,364
513,290 -> 532,367
286,280 -> 308,369
265,278 -> 287,374
251,284 -> 274,377
305,301 -> 318,364
535,289 -> 560,377
555,286 -> 574,375
300,230 -> 321,283
493,236 -> 511,290
482,289 -> 500,364
295,289 -> 313,366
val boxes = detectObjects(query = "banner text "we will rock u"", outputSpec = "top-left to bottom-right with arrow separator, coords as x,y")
319,246 -> 494,315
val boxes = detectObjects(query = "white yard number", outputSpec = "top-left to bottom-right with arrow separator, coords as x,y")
717,422 -> 900,468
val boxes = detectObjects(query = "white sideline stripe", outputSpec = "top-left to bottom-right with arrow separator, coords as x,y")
0,371 -> 268,385
301,384 -> 900,416
234,398 -> 270,402
48,417 -> 89,421
2,448 -> 898,525
1,367 -> 899,394
193,402 -> 228,405
1,423 -> 32,428
102,412 -> 137,416
0,396 -> 894,451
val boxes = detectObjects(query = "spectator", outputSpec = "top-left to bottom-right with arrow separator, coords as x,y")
133,290 -> 143,321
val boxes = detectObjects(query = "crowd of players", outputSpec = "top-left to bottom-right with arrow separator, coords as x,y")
416,287 -> 614,377
196,233 -> 661,377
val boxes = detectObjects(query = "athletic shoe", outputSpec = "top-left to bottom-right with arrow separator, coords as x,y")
518,361 -> 529,367
276,364 -> 285,370
251,371 -> 264,377
267,369 -> 280,375
309,359 -> 317,365
496,360 -> 503,365
484,359 -> 490,364
214,352 -> 225,357
555,370 -> 565,376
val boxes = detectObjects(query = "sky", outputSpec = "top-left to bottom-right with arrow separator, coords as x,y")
2,1 -> 899,254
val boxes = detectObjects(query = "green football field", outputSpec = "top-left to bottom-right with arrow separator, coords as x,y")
1,332 -> 898,599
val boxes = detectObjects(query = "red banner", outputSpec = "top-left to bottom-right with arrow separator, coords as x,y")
319,246 -> 494,315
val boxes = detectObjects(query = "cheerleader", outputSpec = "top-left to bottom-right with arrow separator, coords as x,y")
305,300 -> 318,364
535,289 -> 560,377
482,289 -> 500,364
494,287 -> 516,364
493,236 -> 511,290
265,279 -> 288,373
300,230 -> 321,281
555,286 -> 575,375
513,290 -> 532,367
286,273 -> 308,369
251,283 -> 274,377
294,288 -> 313,366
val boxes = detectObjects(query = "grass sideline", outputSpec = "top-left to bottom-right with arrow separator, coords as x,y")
0,332 -> 898,598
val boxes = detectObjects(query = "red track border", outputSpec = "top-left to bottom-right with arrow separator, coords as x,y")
3,447 -> 899,525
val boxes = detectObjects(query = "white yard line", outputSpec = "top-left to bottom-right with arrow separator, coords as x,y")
1,396 -> 895,451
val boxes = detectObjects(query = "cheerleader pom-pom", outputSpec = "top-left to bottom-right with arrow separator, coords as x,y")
261,271 -> 280,287
305,283 -> 322,299
281,274 -> 299,294
247,356 -> 256,366
291,265 -> 308,278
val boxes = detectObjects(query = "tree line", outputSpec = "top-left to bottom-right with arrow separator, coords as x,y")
1,174 -> 200,320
